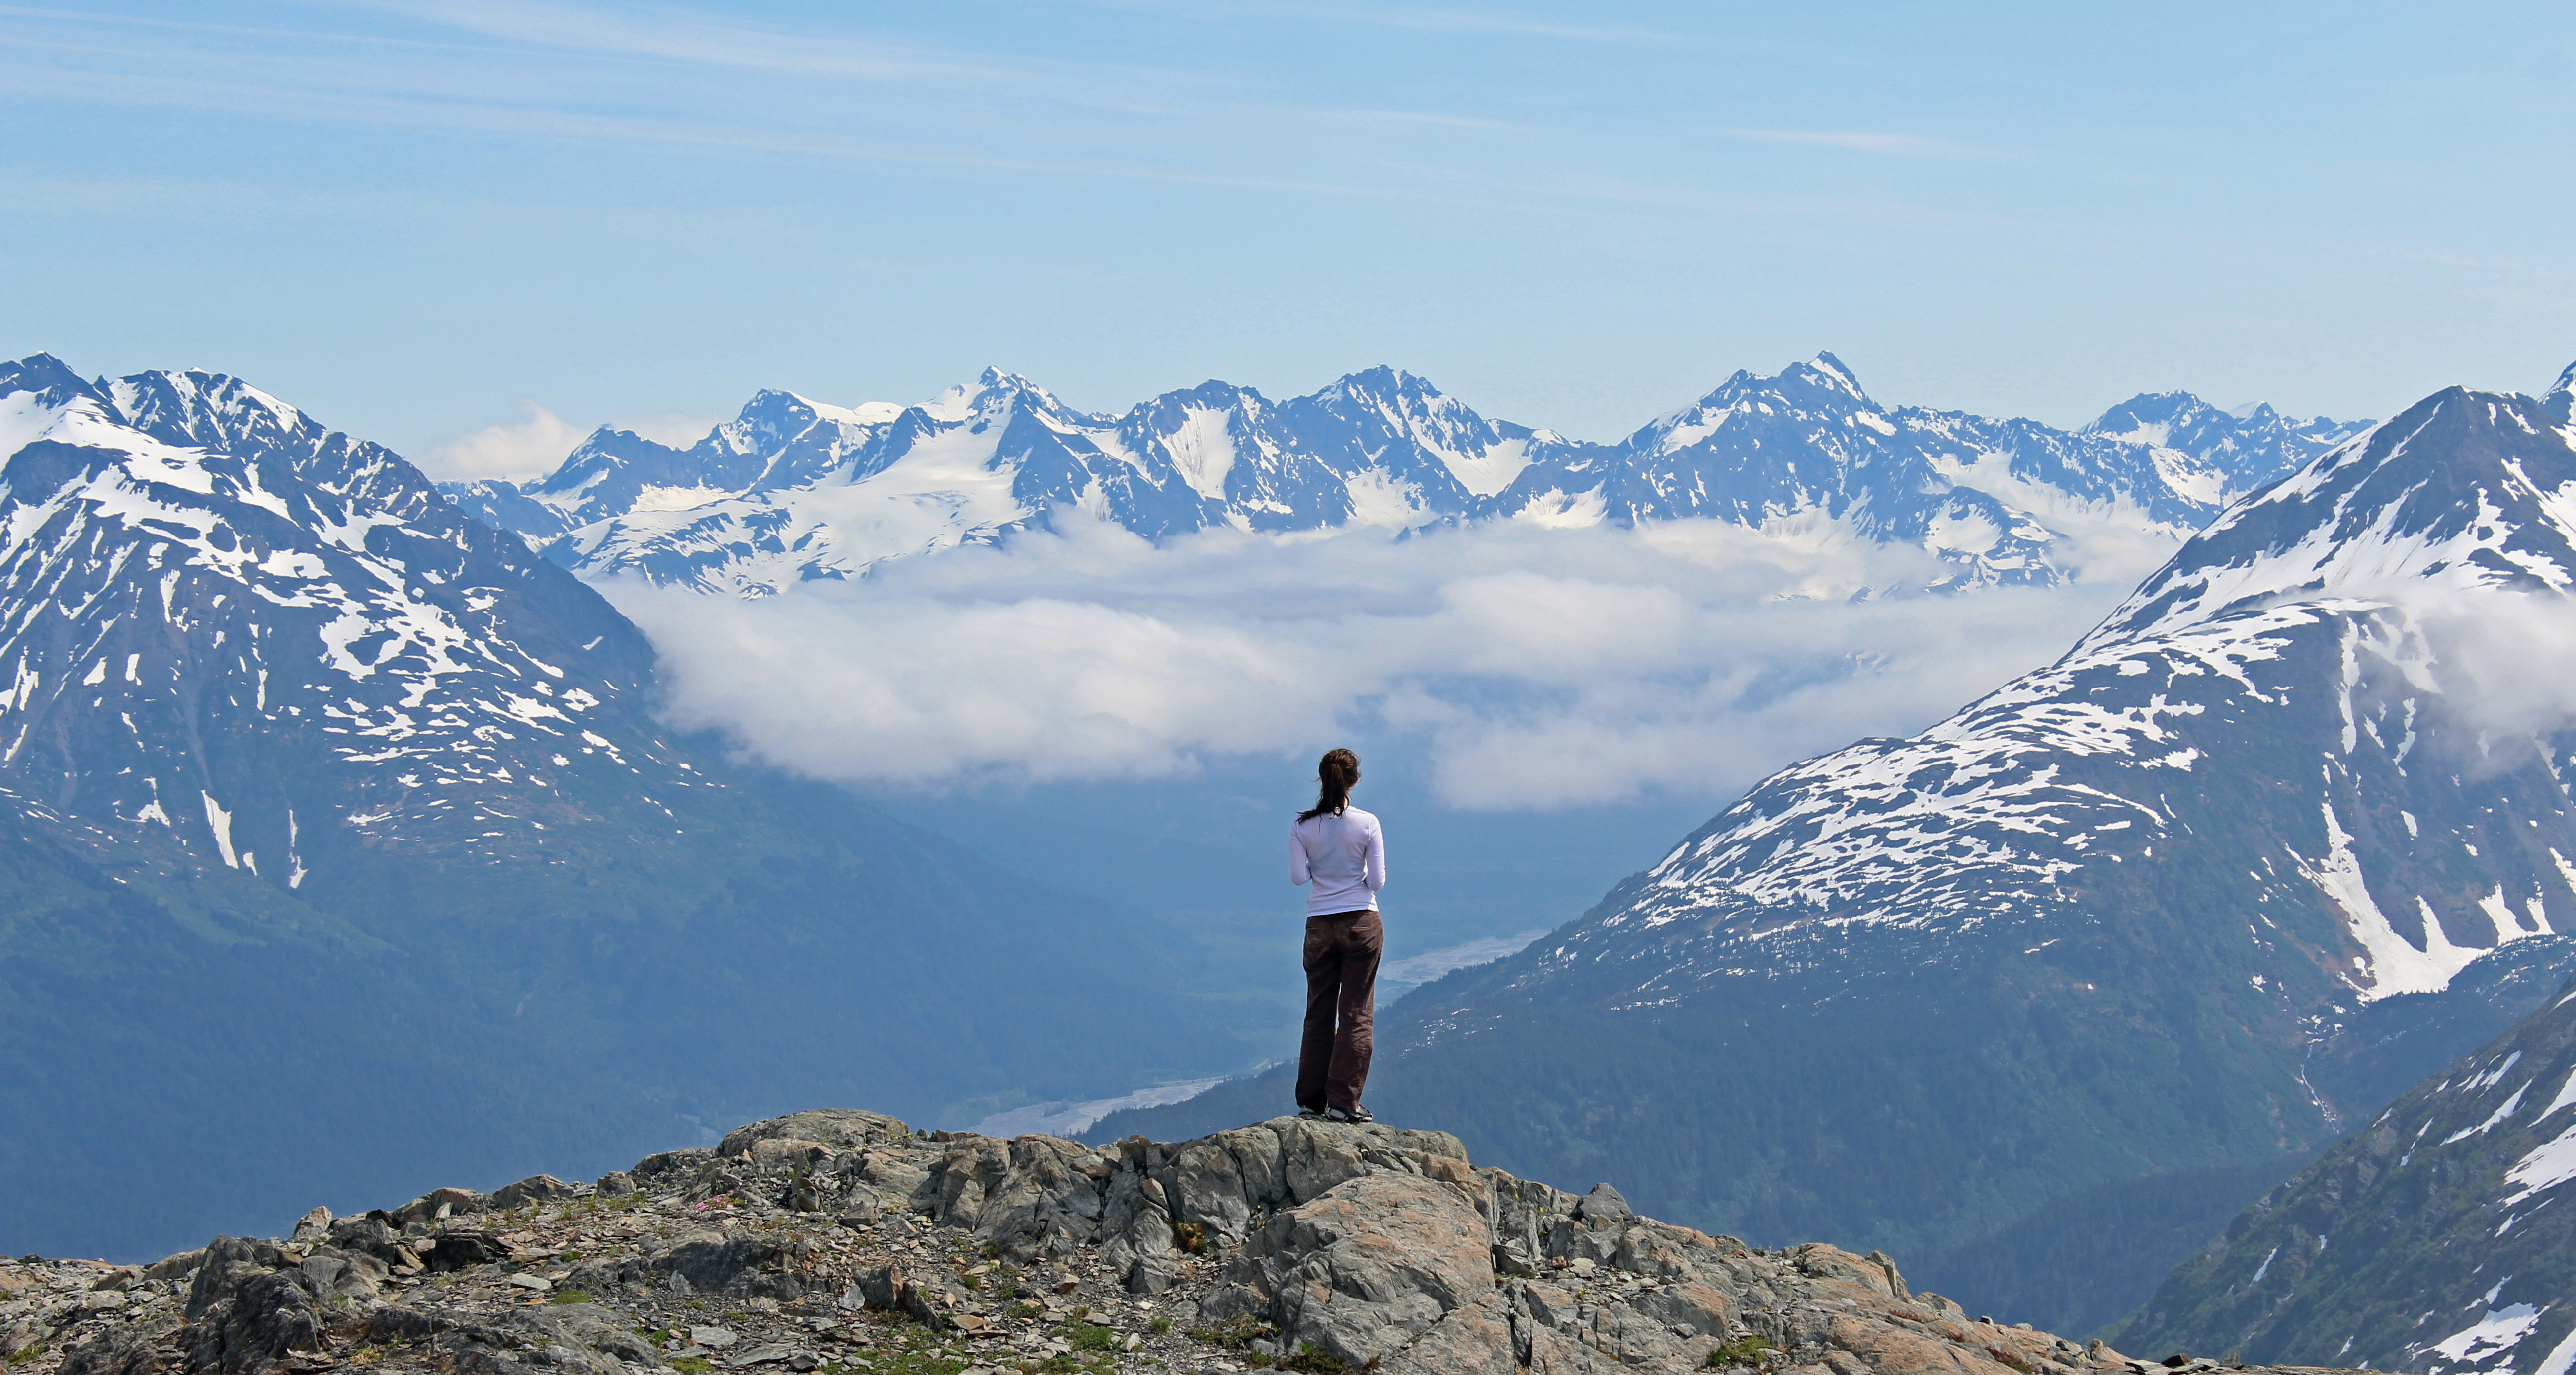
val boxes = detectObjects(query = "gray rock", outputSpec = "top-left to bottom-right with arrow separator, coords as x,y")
423,1231 -> 509,1273
852,1262 -> 967,1331
654,1233 -> 815,1299
488,1175 -> 574,1211
1217,1169 -> 1495,1364
632,1149 -> 715,1180
718,1110 -> 912,1159
59,1329 -> 166,1375
288,1209 -> 330,1243
178,1243 -> 326,1375
1482,1171 -> 1572,1278
597,1171 -> 637,1197
1574,1183 -> 1634,1226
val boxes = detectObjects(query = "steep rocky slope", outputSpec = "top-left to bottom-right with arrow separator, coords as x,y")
1106,376 -> 2576,1336
2117,976 -> 2576,1374
3,1108 -> 2372,1375
446,357 -> 2360,596
0,355 -> 1253,1262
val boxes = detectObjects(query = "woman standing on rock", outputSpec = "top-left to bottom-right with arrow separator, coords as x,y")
1289,747 -> 1386,1124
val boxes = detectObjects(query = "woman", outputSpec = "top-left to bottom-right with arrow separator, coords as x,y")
1288,747 -> 1386,1124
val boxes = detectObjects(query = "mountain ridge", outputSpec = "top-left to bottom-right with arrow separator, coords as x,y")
442,356 -> 2367,597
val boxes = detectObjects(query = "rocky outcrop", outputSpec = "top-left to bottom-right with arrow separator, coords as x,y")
1,1108 -> 2373,1375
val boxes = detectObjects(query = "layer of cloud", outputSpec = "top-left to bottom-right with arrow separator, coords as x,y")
607,515 -> 2170,811
418,402 -> 586,483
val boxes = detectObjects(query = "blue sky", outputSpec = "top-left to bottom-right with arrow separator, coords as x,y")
5,1 -> 2572,476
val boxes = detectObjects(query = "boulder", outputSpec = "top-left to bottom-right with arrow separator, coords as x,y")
59,1330 -> 166,1375
488,1175 -> 574,1211
1216,1169 -> 1495,1364
717,1110 -> 911,1159
422,1231 -> 509,1273
179,1244 -> 326,1375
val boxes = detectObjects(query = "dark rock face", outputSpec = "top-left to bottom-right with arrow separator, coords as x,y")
2117,977 -> 2576,1373
178,1243 -> 328,1375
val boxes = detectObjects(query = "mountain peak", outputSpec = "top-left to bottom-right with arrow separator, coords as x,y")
0,352 -> 100,407
1801,350 -> 1867,399
2547,359 -> 2575,422
2095,383 -> 2573,647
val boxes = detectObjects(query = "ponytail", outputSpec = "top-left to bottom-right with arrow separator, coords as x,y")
1298,748 -> 1362,822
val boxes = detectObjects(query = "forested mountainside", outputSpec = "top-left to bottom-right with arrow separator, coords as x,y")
0,355 -> 1254,1263
2118,974 -> 2576,1374
1105,373 -> 2576,1340
445,356 -> 2361,596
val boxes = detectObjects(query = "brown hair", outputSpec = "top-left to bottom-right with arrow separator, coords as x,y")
1297,748 -> 1362,823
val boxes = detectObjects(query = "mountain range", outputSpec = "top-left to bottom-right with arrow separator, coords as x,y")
1104,367 -> 2576,1340
0,353 -> 1255,1263
8,339 -> 2568,1365
443,357 -> 2366,596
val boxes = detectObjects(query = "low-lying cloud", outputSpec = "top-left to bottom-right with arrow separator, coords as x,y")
421,402 -> 587,483
606,516 -> 2166,810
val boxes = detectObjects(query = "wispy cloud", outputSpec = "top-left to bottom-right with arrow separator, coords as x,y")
1203,1 -> 1677,44
1730,128 -> 1997,159
419,401 -> 586,482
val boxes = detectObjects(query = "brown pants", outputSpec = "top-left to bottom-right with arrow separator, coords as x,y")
1296,910 -> 1382,1114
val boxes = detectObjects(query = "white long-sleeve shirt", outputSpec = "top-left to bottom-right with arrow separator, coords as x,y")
1289,806 -> 1386,916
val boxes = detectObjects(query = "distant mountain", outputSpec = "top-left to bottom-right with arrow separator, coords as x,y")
2116,974 -> 2576,1373
1101,373 -> 2576,1338
0,354 -> 1255,1262
444,356 -> 2365,596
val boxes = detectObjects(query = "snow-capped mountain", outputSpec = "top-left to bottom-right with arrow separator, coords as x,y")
445,356 -> 2365,597
0,352 -> 1261,1261
1497,383 -> 2576,1012
0,353 -> 678,883
2118,972 -> 2576,1372
1102,368 -> 2576,1337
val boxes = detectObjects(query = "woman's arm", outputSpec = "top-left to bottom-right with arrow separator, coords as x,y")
1364,816 -> 1386,893
1289,822 -> 1312,886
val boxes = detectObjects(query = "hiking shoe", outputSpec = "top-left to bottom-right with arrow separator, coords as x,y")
1296,1105 -> 1326,1119
1324,1104 -> 1374,1124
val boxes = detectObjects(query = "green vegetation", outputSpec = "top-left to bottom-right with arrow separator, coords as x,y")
548,1289 -> 593,1305
1187,1315 -> 1279,1349
1702,1336 -> 1776,1370
1063,1324 -> 1117,1351
670,1361 -> 714,1375
1170,1221 -> 1207,1254
1148,1317 -> 1173,1334
1278,1341 -> 1347,1374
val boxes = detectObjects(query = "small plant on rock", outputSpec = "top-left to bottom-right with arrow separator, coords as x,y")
549,1290 -> 593,1305
1170,1221 -> 1207,1255
1187,1315 -> 1279,1350
1702,1336 -> 1776,1370
1278,1342 -> 1347,1375
1064,1324 -> 1117,1352
672,1361 -> 714,1375
1149,1317 -> 1173,1334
